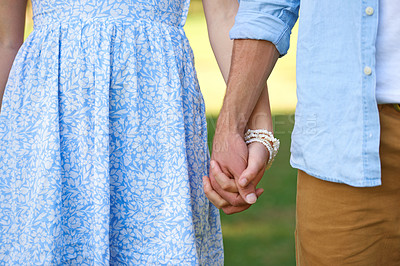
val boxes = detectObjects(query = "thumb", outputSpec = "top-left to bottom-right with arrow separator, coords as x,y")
237,156 -> 265,205
238,142 -> 267,188
236,167 -> 258,204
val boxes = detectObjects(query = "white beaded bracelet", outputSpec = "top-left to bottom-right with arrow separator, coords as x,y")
244,129 -> 280,169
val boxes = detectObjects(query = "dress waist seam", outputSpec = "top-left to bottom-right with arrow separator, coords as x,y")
33,16 -> 184,29
33,8 -> 185,28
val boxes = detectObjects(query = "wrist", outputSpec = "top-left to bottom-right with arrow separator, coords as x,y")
244,129 -> 280,169
216,106 -> 248,135
247,112 -> 273,132
246,83 -> 272,131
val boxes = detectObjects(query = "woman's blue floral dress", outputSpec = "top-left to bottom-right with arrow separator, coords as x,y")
0,0 -> 223,264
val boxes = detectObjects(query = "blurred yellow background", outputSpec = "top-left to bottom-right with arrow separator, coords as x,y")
185,2 -> 297,115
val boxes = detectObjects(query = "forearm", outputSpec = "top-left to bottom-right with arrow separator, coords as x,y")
202,0 -> 238,82
217,39 -> 279,134
0,46 -> 21,106
247,84 -> 273,132
0,0 -> 27,108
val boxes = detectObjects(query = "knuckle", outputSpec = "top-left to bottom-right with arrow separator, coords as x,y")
215,172 -> 225,181
210,168 -> 219,177
209,176 -> 218,187
220,181 -> 231,191
223,210 -> 233,215
231,198 -> 246,207
203,184 -> 211,194
218,200 -> 229,209
223,205 -> 250,215
222,208 -> 235,215
209,181 -> 218,191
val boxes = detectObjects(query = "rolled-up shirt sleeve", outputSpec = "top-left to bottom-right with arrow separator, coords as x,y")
230,0 -> 300,55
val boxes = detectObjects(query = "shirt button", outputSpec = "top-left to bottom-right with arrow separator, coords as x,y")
364,66 -> 372,75
365,7 -> 374,16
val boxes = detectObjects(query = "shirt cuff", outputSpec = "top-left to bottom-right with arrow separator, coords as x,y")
229,1 -> 296,56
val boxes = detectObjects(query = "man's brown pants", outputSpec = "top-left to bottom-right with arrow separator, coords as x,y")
296,104 -> 400,265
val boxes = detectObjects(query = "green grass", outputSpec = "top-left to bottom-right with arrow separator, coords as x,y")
207,115 -> 297,266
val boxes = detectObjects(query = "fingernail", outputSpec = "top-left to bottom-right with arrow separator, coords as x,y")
246,193 -> 257,204
239,177 -> 247,187
210,160 -> 216,169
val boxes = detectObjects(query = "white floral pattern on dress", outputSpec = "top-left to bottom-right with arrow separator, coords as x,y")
0,0 -> 223,265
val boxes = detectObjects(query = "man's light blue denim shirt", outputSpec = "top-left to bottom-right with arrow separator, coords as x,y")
230,0 -> 381,187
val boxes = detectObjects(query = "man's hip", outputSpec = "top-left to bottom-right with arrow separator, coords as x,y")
295,104 -> 400,265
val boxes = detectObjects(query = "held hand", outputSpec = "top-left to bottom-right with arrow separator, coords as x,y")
203,159 -> 264,214
203,131 -> 269,214
213,130 -> 268,204
211,131 -> 257,203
